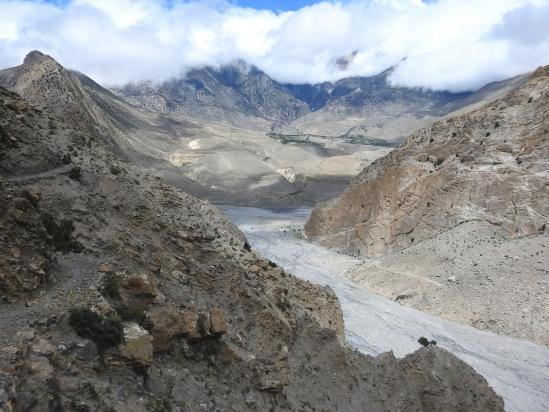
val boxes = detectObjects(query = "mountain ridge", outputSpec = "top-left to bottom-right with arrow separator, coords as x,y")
112,61 -> 529,140
0,51 -> 383,206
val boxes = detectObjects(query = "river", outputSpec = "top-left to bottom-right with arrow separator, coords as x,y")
222,206 -> 549,412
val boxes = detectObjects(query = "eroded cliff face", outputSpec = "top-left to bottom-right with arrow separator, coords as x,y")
305,66 -> 549,257
0,60 -> 505,410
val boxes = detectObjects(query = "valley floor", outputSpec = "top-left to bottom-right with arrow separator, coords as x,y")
348,221 -> 549,346
222,205 -> 549,412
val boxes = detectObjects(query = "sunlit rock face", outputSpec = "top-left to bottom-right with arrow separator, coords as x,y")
305,66 -> 549,257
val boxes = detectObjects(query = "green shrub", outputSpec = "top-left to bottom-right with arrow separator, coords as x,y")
116,305 -> 147,324
41,213 -> 82,253
69,166 -> 81,180
418,336 -> 437,347
145,398 -> 170,412
69,306 -> 123,350
101,274 -> 121,298
110,165 -> 122,175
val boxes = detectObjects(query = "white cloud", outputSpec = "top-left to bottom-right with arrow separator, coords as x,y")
0,0 -> 548,91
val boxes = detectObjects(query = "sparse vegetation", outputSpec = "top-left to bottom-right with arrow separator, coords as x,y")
267,132 -> 311,145
266,132 -> 397,147
101,273 -> 121,298
110,165 -> 122,175
41,213 -> 82,252
418,336 -> 437,347
117,305 -> 147,324
343,135 -> 398,146
69,306 -> 123,350
69,166 -> 81,180
145,397 -> 170,412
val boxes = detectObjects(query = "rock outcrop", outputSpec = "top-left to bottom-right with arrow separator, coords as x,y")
119,322 -> 154,365
0,54 -> 505,411
305,66 -> 549,257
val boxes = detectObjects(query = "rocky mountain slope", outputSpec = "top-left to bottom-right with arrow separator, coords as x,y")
114,63 -> 527,142
304,66 -> 549,345
305,65 -> 549,256
115,63 -> 309,130
114,66 -> 463,130
2,52 -> 526,209
0,52 -> 388,207
0,79 -> 505,410
0,50 -> 205,165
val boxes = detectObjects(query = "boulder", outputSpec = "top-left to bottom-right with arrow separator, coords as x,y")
118,322 -> 153,365
146,305 -> 184,352
170,270 -> 188,284
256,360 -> 289,392
20,189 -> 41,207
249,265 -> 260,274
119,274 -> 158,308
197,311 -> 211,337
209,307 -> 228,336
15,101 -> 29,112
98,263 -> 114,274
181,309 -> 200,339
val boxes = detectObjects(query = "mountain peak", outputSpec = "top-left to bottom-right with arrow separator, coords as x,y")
23,50 -> 62,69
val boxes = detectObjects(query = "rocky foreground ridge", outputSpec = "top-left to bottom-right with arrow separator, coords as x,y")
305,66 -> 549,257
0,53 -> 505,410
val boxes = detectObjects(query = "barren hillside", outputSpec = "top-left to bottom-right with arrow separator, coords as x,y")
0,77 -> 504,411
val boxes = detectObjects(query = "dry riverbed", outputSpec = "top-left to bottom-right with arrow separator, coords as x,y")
222,206 -> 549,412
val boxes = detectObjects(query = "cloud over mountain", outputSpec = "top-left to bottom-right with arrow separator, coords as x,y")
1,0 -> 548,91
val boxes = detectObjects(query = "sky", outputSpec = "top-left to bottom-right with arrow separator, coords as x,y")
231,1 -> 323,11
1,0 -> 548,91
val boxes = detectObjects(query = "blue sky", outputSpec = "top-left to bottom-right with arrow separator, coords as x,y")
42,0 -> 439,11
231,0 -> 326,11
43,0 -> 341,11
